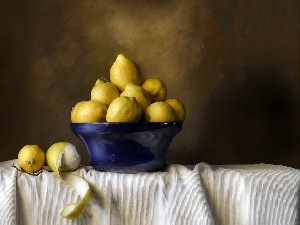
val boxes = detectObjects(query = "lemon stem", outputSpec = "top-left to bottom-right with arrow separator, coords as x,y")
12,164 -> 43,176
100,77 -> 109,82
26,159 -> 36,174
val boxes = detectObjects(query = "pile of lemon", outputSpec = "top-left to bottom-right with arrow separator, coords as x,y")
15,53 -> 186,219
71,54 -> 186,123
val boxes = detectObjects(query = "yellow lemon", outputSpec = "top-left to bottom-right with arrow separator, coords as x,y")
46,142 -> 81,174
46,142 -> 90,219
71,100 -> 107,123
141,78 -> 167,102
106,96 -> 141,122
95,78 -> 106,86
144,102 -> 176,122
18,145 -> 45,173
120,83 -> 151,113
165,98 -> 186,122
91,79 -> 120,106
110,54 -> 141,91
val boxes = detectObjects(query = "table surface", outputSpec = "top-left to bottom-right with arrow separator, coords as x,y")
0,160 -> 299,225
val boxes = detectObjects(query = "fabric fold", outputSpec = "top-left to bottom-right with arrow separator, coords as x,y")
0,160 -> 299,225
0,160 -> 18,225
197,163 -> 300,225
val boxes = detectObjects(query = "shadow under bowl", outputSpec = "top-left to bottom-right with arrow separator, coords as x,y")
70,122 -> 182,173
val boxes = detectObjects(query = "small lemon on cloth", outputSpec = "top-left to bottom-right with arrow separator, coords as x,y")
18,145 -> 45,173
46,142 -> 91,219
46,142 -> 81,174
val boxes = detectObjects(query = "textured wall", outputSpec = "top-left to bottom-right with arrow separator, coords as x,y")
1,0 -> 299,168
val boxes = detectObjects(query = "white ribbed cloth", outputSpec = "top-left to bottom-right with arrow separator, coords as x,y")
0,160 -> 299,225
198,163 -> 300,225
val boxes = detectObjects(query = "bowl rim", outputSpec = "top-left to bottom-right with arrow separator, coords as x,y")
70,122 -> 183,125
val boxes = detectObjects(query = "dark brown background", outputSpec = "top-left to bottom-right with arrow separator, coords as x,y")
1,0 -> 299,168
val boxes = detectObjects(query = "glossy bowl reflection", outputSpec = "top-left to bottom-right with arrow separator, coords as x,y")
70,122 -> 182,173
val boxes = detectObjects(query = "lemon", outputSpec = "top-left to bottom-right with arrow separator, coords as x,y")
46,142 -> 90,219
165,98 -> 186,122
71,100 -> 107,123
95,78 -> 105,86
110,54 -> 141,91
46,142 -> 81,175
141,78 -> 167,102
144,102 -> 176,122
18,145 -> 45,173
106,96 -> 141,122
120,83 -> 151,113
91,79 -> 120,106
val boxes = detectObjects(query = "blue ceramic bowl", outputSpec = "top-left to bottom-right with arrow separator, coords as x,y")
70,122 -> 182,173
